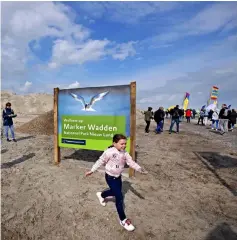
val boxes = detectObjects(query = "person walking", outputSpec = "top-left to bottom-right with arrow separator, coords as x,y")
197,109 -> 205,125
192,109 -> 197,119
2,102 -> 17,142
144,107 -> 153,133
203,109 -> 208,126
211,109 -> 219,130
85,134 -> 148,231
185,109 -> 192,123
218,104 -> 229,135
154,107 -> 165,134
229,109 -> 237,131
169,105 -> 180,134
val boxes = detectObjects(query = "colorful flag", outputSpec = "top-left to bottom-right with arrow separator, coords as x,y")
210,86 -> 219,100
183,92 -> 190,111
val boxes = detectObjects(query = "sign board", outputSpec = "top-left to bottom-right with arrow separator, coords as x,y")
58,84 -> 131,151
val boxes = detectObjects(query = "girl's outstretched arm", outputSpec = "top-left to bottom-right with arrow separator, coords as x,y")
85,151 -> 109,176
125,152 -> 148,174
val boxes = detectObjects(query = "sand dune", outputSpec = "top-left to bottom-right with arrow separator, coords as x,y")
1,91 -> 53,114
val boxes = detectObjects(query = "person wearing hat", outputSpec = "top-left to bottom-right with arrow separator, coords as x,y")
2,102 -> 17,142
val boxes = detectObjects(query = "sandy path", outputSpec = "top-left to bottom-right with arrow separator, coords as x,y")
1,118 -> 237,240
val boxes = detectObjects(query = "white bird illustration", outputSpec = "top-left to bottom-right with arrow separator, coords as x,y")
69,91 -> 109,111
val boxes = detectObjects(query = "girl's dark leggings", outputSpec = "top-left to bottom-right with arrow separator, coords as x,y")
101,173 -> 126,221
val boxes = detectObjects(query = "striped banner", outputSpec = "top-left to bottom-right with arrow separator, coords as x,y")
210,86 -> 219,100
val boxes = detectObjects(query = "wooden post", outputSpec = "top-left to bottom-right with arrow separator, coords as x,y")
54,88 -> 60,165
129,81 -> 136,177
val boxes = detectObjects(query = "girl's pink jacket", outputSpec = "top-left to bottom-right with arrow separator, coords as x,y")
91,147 -> 142,177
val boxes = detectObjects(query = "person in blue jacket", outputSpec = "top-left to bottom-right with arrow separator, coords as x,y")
2,102 -> 17,142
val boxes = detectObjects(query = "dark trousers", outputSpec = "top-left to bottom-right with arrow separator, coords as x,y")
198,117 -> 204,125
186,117 -> 191,123
169,118 -> 179,133
145,120 -> 151,133
156,120 -> 164,133
101,173 -> 126,221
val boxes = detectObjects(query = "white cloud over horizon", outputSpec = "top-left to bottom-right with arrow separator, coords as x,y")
1,1 -> 138,87
20,81 -> 32,92
67,81 -> 80,89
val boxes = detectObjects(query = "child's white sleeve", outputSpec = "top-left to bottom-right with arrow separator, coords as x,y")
91,151 -> 109,172
125,152 -> 142,172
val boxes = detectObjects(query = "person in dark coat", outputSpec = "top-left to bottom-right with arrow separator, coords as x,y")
219,104 -> 229,135
208,110 -> 214,120
229,109 -> 237,131
169,105 -> 180,134
192,109 -> 197,119
154,107 -> 165,134
2,102 -> 17,142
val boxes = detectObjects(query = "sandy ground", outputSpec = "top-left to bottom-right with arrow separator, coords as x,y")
1,115 -> 237,240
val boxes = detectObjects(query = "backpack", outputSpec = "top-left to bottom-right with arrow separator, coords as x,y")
173,108 -> 179,117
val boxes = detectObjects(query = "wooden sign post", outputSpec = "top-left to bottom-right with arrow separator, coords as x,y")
54,87 -> 60,165
129,81 -> 136,177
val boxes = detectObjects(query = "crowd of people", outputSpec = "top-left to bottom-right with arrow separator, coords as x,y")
143,104 -> 237,135
197,104 -> 237,135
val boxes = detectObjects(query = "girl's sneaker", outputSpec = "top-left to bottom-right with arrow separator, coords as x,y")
120,218 -> 135,231
96,192 -> 106,206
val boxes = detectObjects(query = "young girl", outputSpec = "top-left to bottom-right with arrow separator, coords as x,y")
85,134 -> 148,232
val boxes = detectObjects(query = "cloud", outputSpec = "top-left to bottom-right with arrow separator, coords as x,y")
49,39 -> 110,68
1,2 -> 90,85
142,2 -> 237,47
181,2 -> 237,35
1,1 -> 138,90
103,35 -> 237,109
137,61 -> 237,110
20,81 -> 32,92
67,81 -> 80,89
76,1 -> 178,24
111,41 -> 137,61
